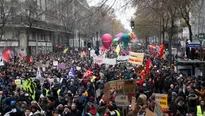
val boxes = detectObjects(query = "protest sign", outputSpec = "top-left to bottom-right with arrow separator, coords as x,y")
46,61 -> 50,67
131,97 -> 136,111
90,50 -> 95,57
104,83 -> 111,101
155,93 -> 168,109
117,55 -> 129,61
109,81 -> 116,90
93,56 -> 104,65
76,66 -> 81,70
116,80 -> 124,94
115,94 -> 129,107
58,63 -> 66,69
128,52 -> 144,65
103,58 -> 116,65
154,102 -> 163,116
0,56 -> 4,66
124,80 -> 136,94
53,61 -> 58,66
34,62 -> 43,68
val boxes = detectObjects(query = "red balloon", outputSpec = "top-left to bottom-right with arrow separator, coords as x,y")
101,34 -> 113,49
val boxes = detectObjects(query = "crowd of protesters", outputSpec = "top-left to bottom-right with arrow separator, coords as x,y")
0,49 -> 204,116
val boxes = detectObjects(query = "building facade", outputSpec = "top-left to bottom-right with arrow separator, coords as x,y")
0,0 -> 90,55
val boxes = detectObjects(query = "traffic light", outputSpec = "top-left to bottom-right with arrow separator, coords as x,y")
87,42 -> 91,50
165,43 -> 168,51
130,21 -> 135,29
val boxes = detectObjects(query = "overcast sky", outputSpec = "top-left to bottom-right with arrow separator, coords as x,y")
87,0 -> 136,32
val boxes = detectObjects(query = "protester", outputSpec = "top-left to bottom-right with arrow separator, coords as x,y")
0,46 -> 204,116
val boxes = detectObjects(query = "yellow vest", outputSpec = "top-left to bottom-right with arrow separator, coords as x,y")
197,105 -> 205,116
57,89 -> 61,96
115,110 -> 120,116
45,89 -> 49,97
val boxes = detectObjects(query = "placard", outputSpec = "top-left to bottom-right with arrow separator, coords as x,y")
0,56 -> 4,66
53,61 -> 58,66
58,63 -> 66,69
128,52 -> 144,65
34,62 -> 43,68
104,83 -> 111,101
109,81 -> 116,90
117,56 -> 129,61
93,56 -> 104,65
124,80 -> 136,94
154,102 -> 163,116
103,58 -> 117,65
155,93 -> 168,109
76,66 -> 81,70
131,97 -> 136,111
116,80 -> 124,93
115,94 -> 129,107
46,61 -> 50,67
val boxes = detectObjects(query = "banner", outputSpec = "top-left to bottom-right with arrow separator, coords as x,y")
103,58 -> 116,65
128,52 -> 144,65
117,55 -> 129,61
93,56 -> 104,65
155,93 -> 168,109
115,94 -> 129,107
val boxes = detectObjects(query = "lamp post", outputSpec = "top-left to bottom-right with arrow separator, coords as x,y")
96,32 -> 99,48
199,33 -> 204,61
72,0 -> 76,51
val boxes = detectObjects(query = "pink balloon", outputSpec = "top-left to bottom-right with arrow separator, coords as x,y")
115,33 -> 123,38
102,34 -> 113,49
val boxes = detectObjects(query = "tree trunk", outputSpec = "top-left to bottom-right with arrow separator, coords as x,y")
168,17 -> 175,67
187,21 -> 193,42
162,18 -> 165,44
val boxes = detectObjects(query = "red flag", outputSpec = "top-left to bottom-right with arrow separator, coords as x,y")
2,48 -> 11,62
83,68 -> 93,78
159,43 -> 165,58
140,71 -> 146,80
145,58 -> 152,74
28,56 -> 33,64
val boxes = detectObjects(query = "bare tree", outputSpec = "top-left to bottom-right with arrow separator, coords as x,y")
0,0 -> 17,40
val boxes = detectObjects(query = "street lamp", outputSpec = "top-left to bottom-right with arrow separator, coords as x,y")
199,33 -> 204,61
96,32 -> 99,48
